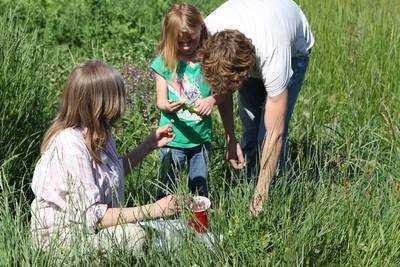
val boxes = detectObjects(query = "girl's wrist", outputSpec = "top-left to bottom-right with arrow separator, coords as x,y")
157,100 -> 167,111
149,203 -> 161,218
209,95 -> 217,105
136,204 -> 154,220
143,136 -> 156,151
159,103 -> 167,112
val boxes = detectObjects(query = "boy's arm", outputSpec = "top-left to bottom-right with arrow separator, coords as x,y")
250,90 -> 287,215
217,93 -> 245,169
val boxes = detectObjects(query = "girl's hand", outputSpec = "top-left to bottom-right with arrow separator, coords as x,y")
163,99 -> 185,113
194,96 -> 216,116
147,124 -> 175,149
153,195 -> 180,217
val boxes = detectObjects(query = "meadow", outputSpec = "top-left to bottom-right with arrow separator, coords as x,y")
0,0 -> 399,265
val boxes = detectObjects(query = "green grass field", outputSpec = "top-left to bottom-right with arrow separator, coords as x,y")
0,0 -> 399,265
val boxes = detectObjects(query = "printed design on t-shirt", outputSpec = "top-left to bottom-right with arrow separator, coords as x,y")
167,73 -> 202,121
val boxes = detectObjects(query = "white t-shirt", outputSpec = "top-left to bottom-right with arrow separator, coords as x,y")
205,0 -> 314,96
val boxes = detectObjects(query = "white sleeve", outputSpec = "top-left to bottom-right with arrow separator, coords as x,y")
204,13 -> 219,35
262,43 -> 293,97
204,1 -> 234,35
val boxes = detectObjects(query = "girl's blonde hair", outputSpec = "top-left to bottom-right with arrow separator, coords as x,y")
158,3 -> 208,72
41,59 -> 125,164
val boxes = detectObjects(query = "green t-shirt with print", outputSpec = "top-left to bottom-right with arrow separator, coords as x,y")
150,55 -> 212,148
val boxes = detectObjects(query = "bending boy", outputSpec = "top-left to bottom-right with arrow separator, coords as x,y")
197,0 -> 314,215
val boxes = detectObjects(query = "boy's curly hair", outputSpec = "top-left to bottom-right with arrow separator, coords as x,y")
200,30 -> 256,95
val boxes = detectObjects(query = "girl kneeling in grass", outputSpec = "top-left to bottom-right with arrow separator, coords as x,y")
30,59 -> 178,252
151,4 -> 215,200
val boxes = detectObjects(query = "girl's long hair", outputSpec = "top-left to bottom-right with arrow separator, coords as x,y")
41,59 -> 125,164
158,3 -> 208,72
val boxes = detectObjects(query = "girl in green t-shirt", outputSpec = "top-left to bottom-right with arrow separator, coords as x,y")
151,4 -> 215,199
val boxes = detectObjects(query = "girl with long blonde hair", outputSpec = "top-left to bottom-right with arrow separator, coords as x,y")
150,4 -> 215,201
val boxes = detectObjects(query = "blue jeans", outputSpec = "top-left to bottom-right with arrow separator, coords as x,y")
238,55 -> 310,181
155,143 -> 211,200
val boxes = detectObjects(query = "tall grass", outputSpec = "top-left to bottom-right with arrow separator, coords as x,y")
0,10 -> 51,190
0,9 -> 50,265
0,0 -> 399,265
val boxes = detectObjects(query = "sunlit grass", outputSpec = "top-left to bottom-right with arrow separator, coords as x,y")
0,0 -> 399,265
